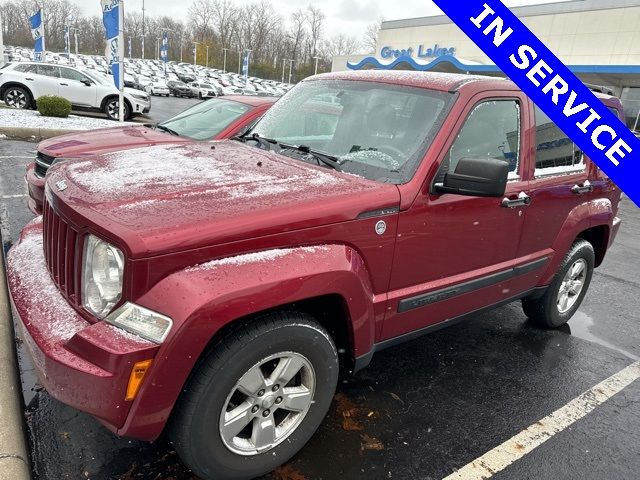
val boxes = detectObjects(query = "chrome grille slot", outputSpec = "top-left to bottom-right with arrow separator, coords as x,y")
42,199 -> 80,304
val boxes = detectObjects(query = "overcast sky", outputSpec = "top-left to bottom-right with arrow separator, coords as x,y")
66,0 -> 567,40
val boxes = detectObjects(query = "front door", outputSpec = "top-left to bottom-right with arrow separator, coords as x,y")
382,93 -> 532,341
59,67 -> 97,107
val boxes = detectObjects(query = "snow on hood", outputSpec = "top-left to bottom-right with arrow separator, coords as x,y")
47,141 -> 395,257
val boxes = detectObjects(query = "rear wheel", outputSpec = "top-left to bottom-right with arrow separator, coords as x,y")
522,239 -> 595,328
171,312 -> 339,480
4,86 -> 31,109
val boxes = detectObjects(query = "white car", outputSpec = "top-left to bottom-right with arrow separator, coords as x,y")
189,82 -> 219,99
0,62 -> 150,120
146,81 -> 170,96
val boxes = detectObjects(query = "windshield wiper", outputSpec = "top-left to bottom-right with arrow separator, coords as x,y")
155,124 -> 181,137
279,144 -> 342,172
244,133 -> 278,150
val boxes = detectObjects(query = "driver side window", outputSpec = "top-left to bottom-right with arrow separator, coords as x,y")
447,100 -> 521,179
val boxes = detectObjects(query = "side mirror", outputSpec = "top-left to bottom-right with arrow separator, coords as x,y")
80,79 -> 93,86
435,157 -> 509,198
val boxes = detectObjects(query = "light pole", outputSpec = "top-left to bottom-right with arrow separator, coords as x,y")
180,35 -> 184,63
238,50 -> 241,74
281,58 -> 288,83
313,56 -> 321,75
139,35 -> 145,60
156,37 -> 161,61
222,47 -> 229,72
193,42 -> 200,66
206,45 -> 209,67
0,10 -> 4,63
288,58 -> 294,84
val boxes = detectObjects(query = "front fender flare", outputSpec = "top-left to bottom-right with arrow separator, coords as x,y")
118,244 -> 375,440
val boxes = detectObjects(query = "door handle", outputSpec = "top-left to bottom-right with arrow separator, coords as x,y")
571,180 -> 593,194
25,78 -> 34,81
59,83 -> 68,86
502,192 -> 532,208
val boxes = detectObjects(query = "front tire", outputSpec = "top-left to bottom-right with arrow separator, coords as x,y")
171,312 -> 339,480
4,86 -> 31,109
104,97 -> 131,120
522,239 -> 595,328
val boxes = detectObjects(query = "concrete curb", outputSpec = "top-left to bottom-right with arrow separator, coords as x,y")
0,126 -> 80,142
0,233 -> 31,480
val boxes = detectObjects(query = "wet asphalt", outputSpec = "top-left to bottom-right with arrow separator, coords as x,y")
0,136 -> 639,480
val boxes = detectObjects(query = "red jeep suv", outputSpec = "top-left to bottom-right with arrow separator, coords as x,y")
7,71 -> 622,480
25,95 -> 277,215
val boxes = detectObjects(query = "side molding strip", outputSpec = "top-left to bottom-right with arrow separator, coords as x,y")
397,257 -> 549,313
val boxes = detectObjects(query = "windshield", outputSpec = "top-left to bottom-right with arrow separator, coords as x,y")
159,99 -> 251,140
252,80 -> 454,183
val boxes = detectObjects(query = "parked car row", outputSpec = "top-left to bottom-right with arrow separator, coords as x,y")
3,45 -> 293,100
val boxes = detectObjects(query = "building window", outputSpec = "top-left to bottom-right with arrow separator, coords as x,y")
534,105 -> 584,176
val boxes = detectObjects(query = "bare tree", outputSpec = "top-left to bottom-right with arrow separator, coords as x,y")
363,17 -> 383,54
306,5 -> 324,60
321,34 -> 361,60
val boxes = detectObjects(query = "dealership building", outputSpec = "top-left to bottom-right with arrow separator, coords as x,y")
332,0 -> 640,129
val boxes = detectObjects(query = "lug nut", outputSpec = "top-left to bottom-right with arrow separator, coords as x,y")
262,409 -> 270,417
275,397 -> 283,404
257,389 -> 265,397
251,405 -> 259,413
272,384 -> 280,392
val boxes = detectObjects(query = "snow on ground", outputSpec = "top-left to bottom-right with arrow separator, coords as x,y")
0,107 -> 135,131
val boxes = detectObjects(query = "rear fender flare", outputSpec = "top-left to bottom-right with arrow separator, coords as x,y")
538,199 -> 611,285
118,244 -> 375,440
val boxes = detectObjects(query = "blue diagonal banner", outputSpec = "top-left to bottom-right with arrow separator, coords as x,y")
432,0 -> 639,207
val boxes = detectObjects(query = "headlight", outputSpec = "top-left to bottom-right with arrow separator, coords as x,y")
82,234 -> 124,318
131,93 -> 148,101
106,303 -> 173,344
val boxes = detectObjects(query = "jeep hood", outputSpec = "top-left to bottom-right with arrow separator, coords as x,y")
38,126 -> 190,159
46,142 -> 399,258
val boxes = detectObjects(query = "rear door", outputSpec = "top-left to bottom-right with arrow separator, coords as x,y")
515,104 -> 592,276
383,92 -> 533,341
34,64 -> 60,97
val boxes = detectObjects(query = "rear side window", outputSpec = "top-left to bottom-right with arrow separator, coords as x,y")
60,68 -> 89,82
13,64 -> 37,73
446,100 -> 521,179
37,65 -> 60,78
534,105 -> 585,176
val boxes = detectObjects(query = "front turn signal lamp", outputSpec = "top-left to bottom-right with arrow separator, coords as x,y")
125,359 -> 153,401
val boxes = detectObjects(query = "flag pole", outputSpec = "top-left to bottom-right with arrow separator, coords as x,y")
118,0 -> 125,123
41,0 -> 46,56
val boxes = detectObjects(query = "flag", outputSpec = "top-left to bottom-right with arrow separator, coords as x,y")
160,31 -> 169,63
100,0 -> 122,89
242,51 -> 250,83
30,9 -> 44,61
64,26 -> 70,54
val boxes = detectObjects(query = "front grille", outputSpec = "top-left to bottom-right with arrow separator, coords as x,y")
35,151 -> 55,178
43,199 -> 80,303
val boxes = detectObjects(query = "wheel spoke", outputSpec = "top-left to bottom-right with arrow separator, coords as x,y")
271,356 -> 304,385
236,365 -> 266,396
570,280 -> 583,294
559,292 -> 570,311
571,261 -> 585,279
251,416 -> 276,451
281,386 -> 312,412
221,402 -> 253,442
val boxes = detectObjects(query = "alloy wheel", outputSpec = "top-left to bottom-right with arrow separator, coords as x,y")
557,258 -> 587,314
219,351 -> 316,456
6,89 -> 28,108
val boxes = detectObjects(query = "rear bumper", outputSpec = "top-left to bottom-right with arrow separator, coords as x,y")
25,163 -> 44,215
7,220 -> 159,433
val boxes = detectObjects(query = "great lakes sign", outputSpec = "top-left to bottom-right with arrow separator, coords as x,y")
380,44 -> 456,60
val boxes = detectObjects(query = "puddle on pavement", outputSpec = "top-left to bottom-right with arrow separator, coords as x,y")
567,310 -> 639,361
